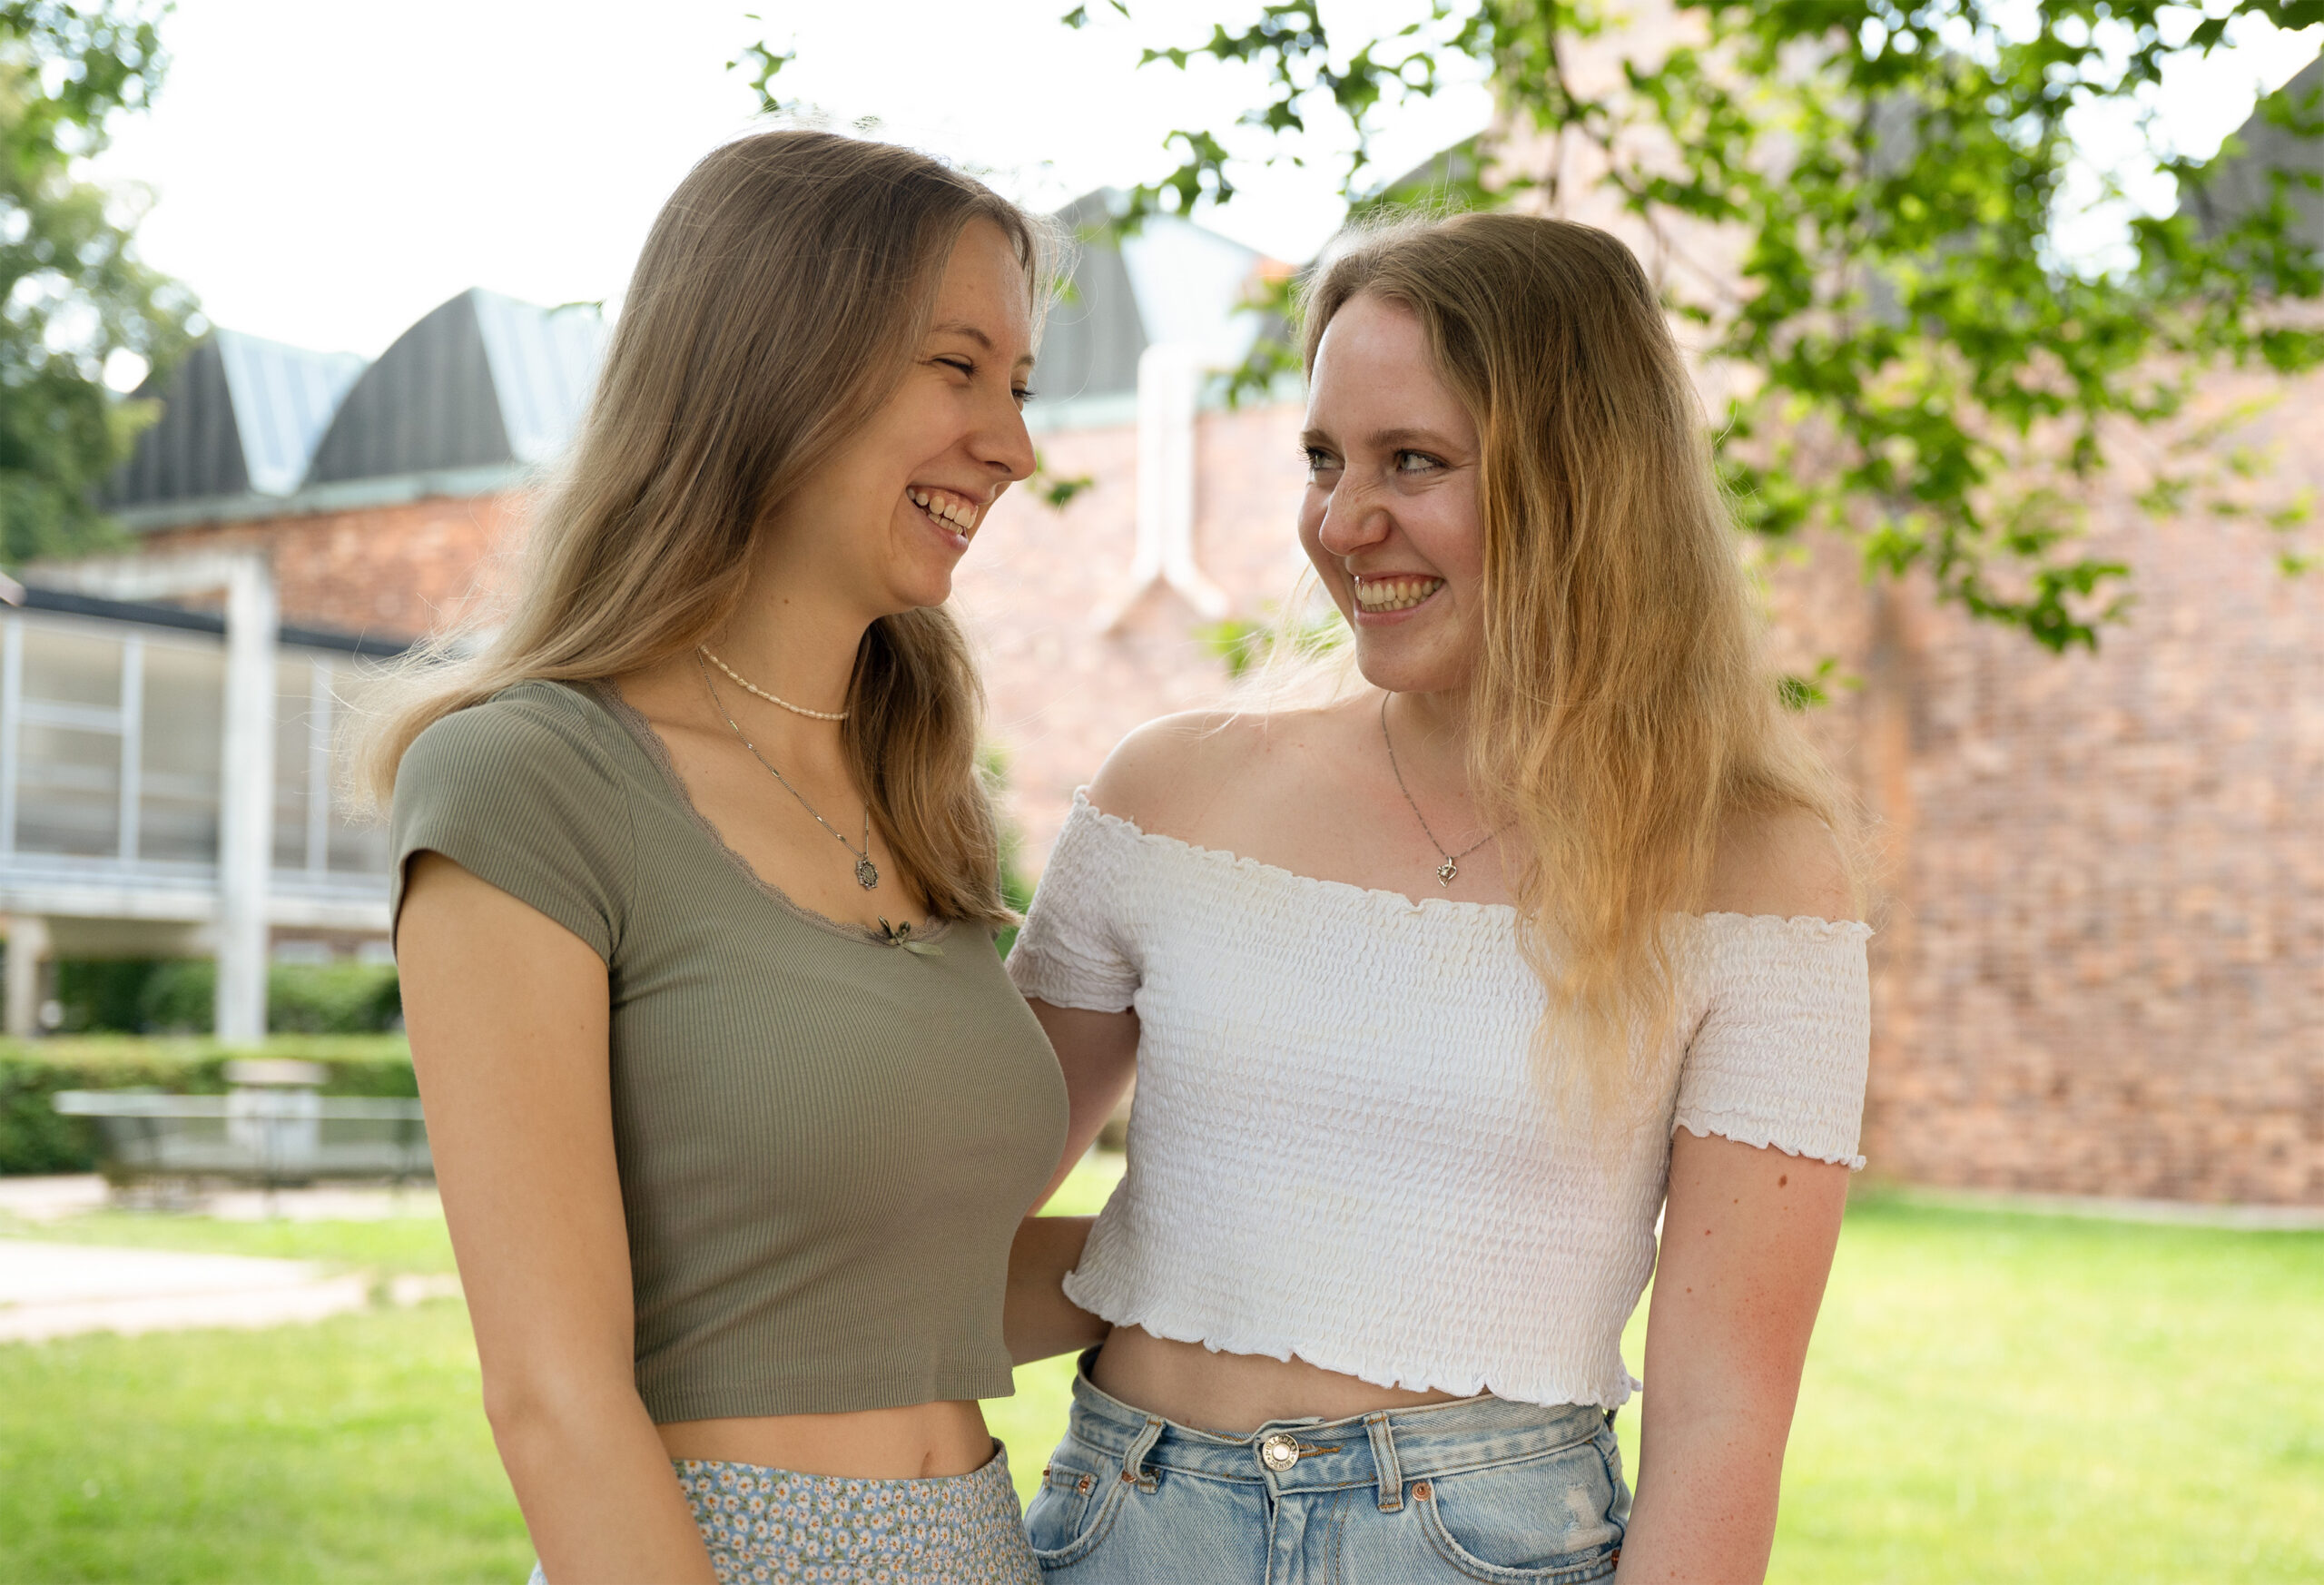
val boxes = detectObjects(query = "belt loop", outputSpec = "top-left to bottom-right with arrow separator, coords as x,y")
1365,1412 -> 1404,1512
1121,1414 -> 1164,1494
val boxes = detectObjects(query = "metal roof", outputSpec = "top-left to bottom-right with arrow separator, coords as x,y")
1028,191 -> 1280,418
301,290 -> 606,487
2184,55 -> 2324,252
473,289 -> 606,464
1033,191 -> 1151,404
108,196 -> 1273,518
104,331 -> 367,509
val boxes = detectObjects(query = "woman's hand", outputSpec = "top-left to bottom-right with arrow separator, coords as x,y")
1613,1131 -> 1849,1582
400,853 -> 717,1583
1003,1214 -> 1107,1364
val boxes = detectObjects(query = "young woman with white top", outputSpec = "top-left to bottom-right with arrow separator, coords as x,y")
1004,212 -> 1872,1582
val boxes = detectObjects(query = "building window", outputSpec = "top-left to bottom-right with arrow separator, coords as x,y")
139,639 -> 225,863
10,623 -> 131,859
273,652 -> 389,880
0,613 -> 386,882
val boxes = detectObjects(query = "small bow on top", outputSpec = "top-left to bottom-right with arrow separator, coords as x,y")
877,917 -> 943,957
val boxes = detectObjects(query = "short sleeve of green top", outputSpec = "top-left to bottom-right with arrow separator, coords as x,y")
389,679 -> 1069,1423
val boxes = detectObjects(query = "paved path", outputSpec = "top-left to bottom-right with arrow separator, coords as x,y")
0,1176 -> 460,1344
0,1174 -> 441,1224
0,1239 -> 459,1344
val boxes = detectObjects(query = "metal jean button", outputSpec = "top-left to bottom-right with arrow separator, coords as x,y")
1259,1432 -> 1302,1472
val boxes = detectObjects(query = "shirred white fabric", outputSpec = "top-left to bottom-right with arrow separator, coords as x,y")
1009,792 -> 1872,1411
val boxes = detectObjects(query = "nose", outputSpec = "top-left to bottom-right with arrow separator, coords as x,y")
1315,476 -> 1390,558
973,390 -> 1037,486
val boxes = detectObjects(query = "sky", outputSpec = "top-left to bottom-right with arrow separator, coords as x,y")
86,0 -> 2320,370
88,0 -> 1492,363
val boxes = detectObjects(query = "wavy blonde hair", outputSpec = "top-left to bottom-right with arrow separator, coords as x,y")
358,130 -> 1058,925
1303,212 -> 1851,1099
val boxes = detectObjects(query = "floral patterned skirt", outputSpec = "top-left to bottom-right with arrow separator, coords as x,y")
525,1444 -> 1039,1584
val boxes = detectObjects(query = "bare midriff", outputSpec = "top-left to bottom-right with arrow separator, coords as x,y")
656,1400 -> 996,1479
1090,1325 -> 1465,1437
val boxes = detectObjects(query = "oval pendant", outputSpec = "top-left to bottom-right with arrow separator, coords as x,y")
1436,860 -> 1459,886
855,856 -> 880,890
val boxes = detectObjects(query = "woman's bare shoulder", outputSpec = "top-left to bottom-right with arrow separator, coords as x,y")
1085,706 -> 1341,841
1703,803 -> 1860,923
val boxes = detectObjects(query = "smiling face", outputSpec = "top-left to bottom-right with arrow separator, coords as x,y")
760,218 -> 1038,620
1297,291 -> 1485,696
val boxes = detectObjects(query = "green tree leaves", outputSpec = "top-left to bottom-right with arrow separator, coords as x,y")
0,1 -> 193,566
1079,0 -> 2324,652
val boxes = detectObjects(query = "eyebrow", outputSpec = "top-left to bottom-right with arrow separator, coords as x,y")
1299,426 -> 1462,452
931,320 -> 1036,369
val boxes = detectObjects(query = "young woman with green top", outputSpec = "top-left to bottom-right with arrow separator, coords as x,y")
369,131 -> 1074,1584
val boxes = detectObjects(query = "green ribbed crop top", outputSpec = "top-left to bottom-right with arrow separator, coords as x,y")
389,679 -> 1068,1422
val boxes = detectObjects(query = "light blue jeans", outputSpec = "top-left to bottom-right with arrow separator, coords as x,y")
1024,1354 -> 1630,1582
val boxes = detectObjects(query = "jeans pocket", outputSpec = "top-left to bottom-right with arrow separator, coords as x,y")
1023,1445 -> 1126,1567
1412,1441 -> 1626,1584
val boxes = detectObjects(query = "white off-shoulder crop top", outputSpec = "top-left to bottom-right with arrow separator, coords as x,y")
1007,792 -> 1873,1411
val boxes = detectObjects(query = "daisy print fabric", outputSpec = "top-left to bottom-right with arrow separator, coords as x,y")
672,1451 -> 1039,1584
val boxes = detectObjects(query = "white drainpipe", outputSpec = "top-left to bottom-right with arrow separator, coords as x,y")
1097,342 -> 1232,632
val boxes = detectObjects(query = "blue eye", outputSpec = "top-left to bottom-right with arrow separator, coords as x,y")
1395,450 -> 1443,473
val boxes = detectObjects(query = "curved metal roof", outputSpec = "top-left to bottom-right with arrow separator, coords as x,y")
105,331 -> 366,508
2185,55 -> 2324,251
1028,191 -> 1281,420
302,289 -> 606,487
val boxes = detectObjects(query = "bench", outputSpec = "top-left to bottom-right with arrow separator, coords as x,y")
51,1088 -> 431,1193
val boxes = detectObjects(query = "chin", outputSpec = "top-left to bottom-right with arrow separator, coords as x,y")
887,565 -> 958,614
1353,636 -> 1470,696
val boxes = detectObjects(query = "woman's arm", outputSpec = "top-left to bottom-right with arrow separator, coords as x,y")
1614,1132 -> 1847,1581
1028,1000 -> 1139,1209
1003,999 -> 1139,1364
400,853 -> 715,1584
1614,802 -> 1859,1580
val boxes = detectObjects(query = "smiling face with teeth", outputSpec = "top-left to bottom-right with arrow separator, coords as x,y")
753,218 -> 1039,624
1297,291 -> 1485,697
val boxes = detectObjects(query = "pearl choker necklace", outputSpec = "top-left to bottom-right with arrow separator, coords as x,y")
697,645 -> 848,722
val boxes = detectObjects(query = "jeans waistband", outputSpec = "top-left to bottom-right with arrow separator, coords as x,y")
1059,1350 -> 1608,1511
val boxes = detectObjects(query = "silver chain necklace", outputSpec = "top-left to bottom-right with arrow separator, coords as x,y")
1380,693 -> 1497,887
698,654 -> 879,890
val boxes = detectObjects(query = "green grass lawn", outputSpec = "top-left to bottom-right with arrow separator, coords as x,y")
1760,1193 -> 2324,1583
0,1301 -> 524,1584
0,1206 -> 458,1275
2,1168 -> 2317,1583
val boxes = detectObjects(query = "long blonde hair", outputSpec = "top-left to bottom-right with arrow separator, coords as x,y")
360,131 -> 1059,925
1303,212 -> 1850,1095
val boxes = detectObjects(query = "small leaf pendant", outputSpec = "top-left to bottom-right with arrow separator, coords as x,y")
855,857 -> 880,890
1436,859 -> 1459,886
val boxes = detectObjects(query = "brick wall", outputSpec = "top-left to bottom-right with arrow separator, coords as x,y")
140,491 -> 527,644
1760,371 -> 2324,1206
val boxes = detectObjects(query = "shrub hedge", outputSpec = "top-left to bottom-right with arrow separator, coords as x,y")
0,1035 -> 415,1176
47,960 -> 403,1036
